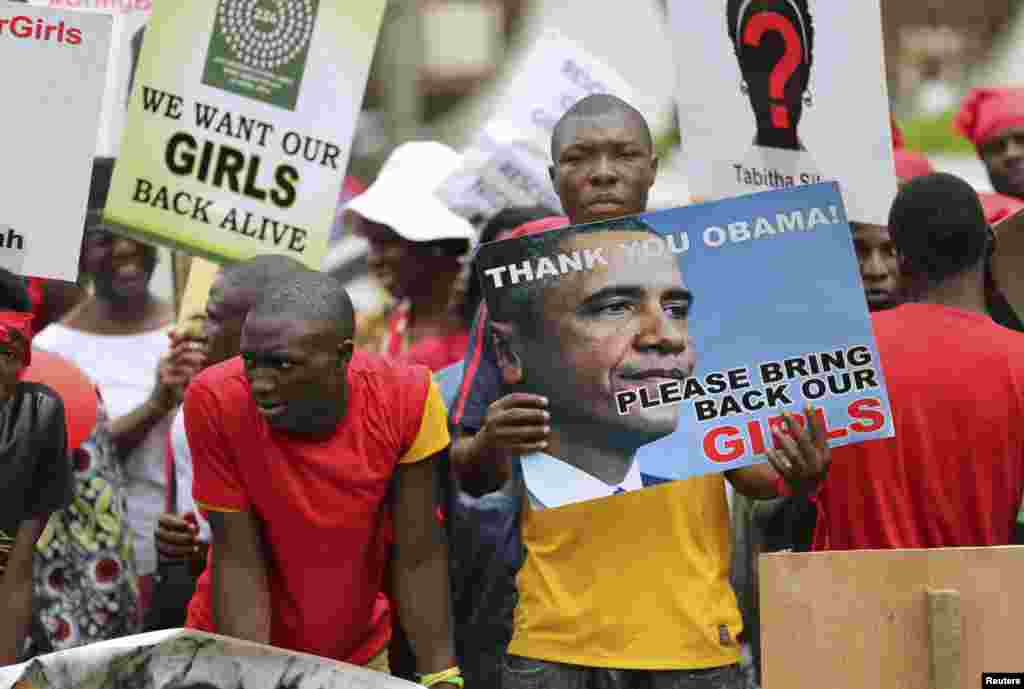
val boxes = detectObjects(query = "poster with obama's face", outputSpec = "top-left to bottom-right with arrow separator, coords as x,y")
476,183 -> 894,510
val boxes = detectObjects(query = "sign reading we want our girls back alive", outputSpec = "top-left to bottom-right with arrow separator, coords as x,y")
104,0 -> 386,269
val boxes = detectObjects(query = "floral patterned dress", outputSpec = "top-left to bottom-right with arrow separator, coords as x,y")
26,400 -> 141,656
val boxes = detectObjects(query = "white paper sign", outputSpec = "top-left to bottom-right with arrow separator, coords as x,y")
28,0 -> 152,157
438,30 -> 634,225
0,5 -> 111,280
667,0 -> 897,224
438,125 -> 563,226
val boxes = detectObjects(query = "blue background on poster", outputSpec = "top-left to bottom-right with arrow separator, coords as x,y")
633,182 -> 894,480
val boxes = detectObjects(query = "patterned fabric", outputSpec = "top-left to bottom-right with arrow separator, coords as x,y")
27,400 -> 141,656
0,529 -> 12,574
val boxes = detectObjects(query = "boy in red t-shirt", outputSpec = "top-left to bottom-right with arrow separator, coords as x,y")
186,271 -> 461,688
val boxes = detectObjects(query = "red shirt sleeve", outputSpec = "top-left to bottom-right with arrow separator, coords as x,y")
185,379 -> 249,513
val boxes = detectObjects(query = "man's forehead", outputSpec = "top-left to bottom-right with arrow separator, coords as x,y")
852,223 -> 893,242
211,277 -> 260,312
556,111 -> 648,150
241,315 -> 324,350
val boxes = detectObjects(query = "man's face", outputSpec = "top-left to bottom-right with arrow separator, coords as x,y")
356,217 -> 458,300
0,332 -> 26,404
979,127 -> 1024,199
852,224 -> 901,311
204,275 -> 255,367
551,112 -> 657,225
240,316 -> 351,435
509,230 -> 695,447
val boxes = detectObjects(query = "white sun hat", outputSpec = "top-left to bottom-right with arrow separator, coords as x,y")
345,141 -> 477,244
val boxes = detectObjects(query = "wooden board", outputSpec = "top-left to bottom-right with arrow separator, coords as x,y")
759,546 -> 1024,689
176,256 -> 221,334
992,208 -> 1024,322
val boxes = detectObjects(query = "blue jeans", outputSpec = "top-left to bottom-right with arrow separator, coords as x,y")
502,655 -> 745,689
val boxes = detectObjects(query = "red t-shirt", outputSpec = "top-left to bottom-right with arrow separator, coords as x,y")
813,304 -> 1024,550
383,301 -> 469,373
185,351 -> 450,664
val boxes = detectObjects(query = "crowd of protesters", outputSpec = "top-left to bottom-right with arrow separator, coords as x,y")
2,77 -> 1024,689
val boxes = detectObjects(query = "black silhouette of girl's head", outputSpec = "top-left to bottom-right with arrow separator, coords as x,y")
727,0 -> 815,150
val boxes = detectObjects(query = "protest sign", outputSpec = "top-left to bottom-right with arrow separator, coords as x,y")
27,0 -> 151,157
760,547 -> 1024,689
437,30 -> 633,226
667,0 -> 897,225
475,182 -> 893,509
0,5 -> 111,280
0,629 -> 417,689
103,1 -> 385,269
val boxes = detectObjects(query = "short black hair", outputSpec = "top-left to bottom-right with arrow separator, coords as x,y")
0,268 -> 32,313
250,271 -> 356,340
888,172 -> 990,284
551,94 -> 653,163
482,215 -> 661,332
727,0 -> 815,90
220,254 -> 308,309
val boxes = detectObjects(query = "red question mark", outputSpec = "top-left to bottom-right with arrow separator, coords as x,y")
742,11 -> 802,130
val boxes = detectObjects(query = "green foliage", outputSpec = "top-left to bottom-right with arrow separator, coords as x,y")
900,110 -> 975,155
655,127 -> 681,157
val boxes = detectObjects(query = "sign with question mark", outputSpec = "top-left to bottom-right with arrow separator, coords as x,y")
666,0 -> 897,226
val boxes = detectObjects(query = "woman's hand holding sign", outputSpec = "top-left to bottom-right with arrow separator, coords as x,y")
765,405 -> 831,495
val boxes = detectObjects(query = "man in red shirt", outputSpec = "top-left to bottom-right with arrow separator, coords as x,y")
186,271 -> 461,687
810,173 -> 1024,550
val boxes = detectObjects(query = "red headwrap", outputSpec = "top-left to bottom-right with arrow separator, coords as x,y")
500,216 -> 570,242
0,311 -> 34,370
978,192 -> 1024,228
954,87 -> 1024,147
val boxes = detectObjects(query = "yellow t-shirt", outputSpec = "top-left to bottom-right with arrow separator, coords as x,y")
508,475 -> 742,670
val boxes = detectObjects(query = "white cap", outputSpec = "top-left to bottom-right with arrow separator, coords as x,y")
346,141 -> 477,244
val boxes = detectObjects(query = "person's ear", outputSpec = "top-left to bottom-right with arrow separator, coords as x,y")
548,164 -> 557,187
337,339 -> 354,368
490,320 -> 524,386
648,155 -> 659,189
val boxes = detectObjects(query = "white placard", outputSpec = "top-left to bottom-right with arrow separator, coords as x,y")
0,4 -> 112,280
438,30 -> 635,225
28,0 -> 152,157
667,0 -> 897,224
